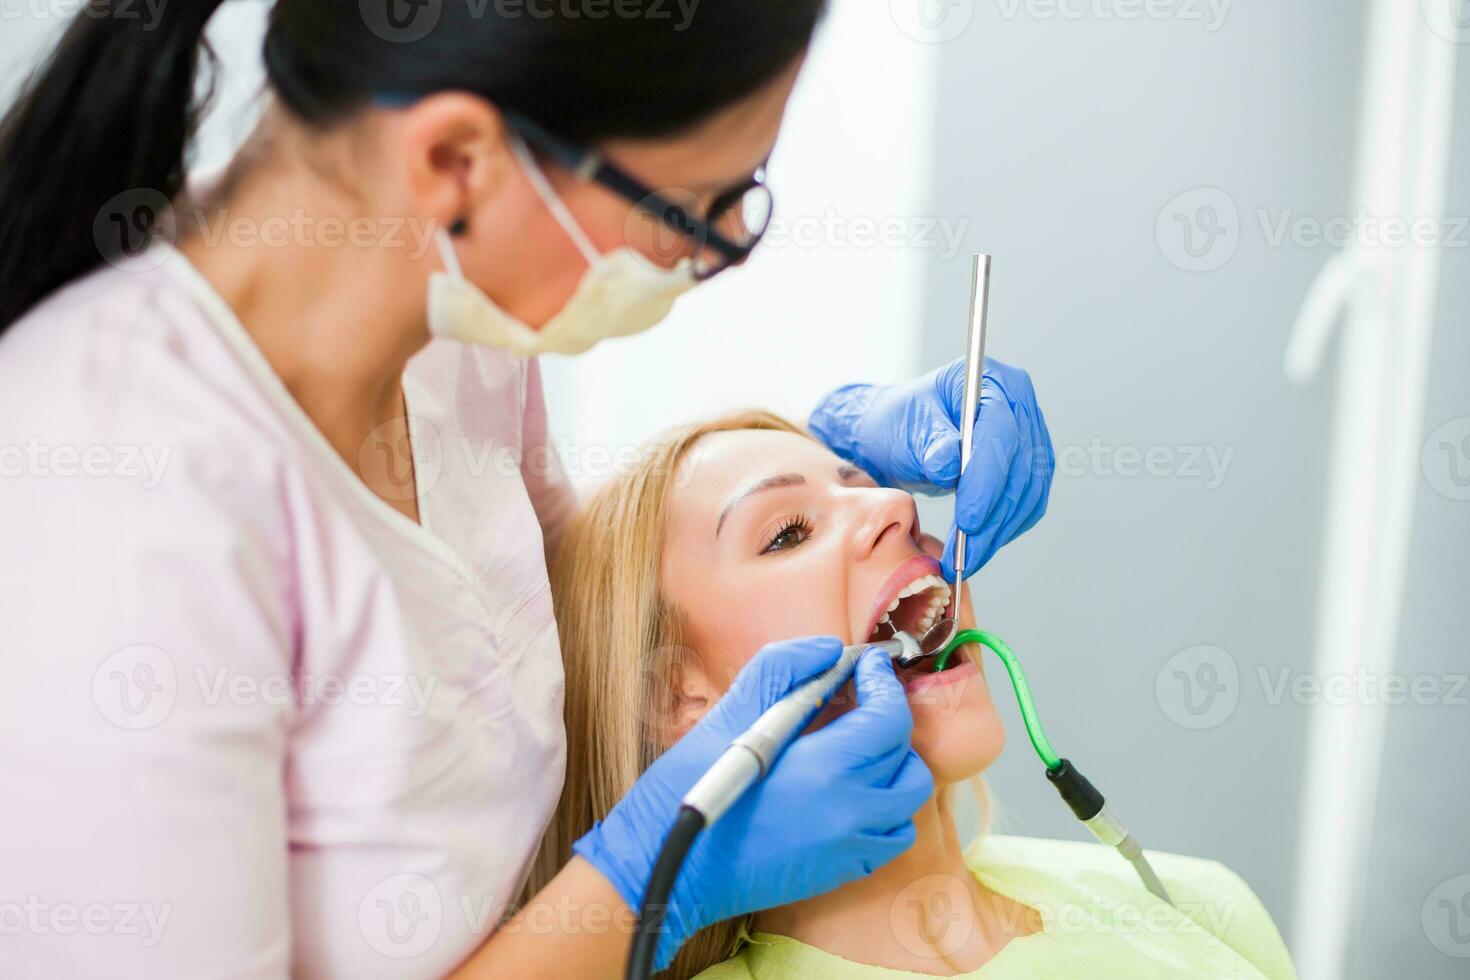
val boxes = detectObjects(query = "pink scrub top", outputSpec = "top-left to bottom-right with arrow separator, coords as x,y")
0,245 -> 573,977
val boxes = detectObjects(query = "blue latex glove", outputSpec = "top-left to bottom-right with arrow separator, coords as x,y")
810,357 -> 1053,579
573,636 -> 932,970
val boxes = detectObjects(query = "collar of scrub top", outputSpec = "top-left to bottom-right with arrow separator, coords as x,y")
501,110 -> 774,281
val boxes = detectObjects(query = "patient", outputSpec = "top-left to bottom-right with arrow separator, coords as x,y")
532,411 -> 1296,979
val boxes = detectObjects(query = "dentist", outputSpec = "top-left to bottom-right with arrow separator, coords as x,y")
0,2 -> 1052,977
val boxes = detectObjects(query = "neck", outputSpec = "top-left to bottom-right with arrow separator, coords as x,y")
177,125 -> 437,515
755,790 -> 1038,974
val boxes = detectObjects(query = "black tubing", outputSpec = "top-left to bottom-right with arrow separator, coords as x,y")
1045,758 -> 1105,822
626,805 -> 706,980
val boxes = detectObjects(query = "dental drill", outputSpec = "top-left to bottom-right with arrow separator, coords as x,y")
626,619 -> 1175,980
682,626 -> 948,825
625,627 -> 950,980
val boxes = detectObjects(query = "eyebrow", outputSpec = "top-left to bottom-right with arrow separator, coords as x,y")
714,465 -> 869,537
717,474 -> 805,537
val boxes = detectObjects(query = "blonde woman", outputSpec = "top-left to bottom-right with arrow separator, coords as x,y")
535,412 -> 1297,979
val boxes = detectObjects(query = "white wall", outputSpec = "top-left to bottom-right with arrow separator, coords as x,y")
540,0 -> 937,482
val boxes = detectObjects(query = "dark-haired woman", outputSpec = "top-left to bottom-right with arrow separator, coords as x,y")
0,4 -> 1052,976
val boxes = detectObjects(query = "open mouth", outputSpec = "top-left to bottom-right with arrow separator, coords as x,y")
869,575 -> 951,642
864,556 -> 960,672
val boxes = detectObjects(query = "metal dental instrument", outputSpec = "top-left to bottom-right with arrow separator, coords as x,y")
904,254 -> 992,674
874,621 -> 958,669
633,628 -> 1175,978
681,625 -> 952,826
628,624 -> 958,978
950,254 -> 991,630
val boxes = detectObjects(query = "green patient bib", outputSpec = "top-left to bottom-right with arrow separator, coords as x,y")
693,834 -> 1297,980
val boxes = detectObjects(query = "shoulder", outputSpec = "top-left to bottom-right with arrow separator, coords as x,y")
5,255 -> 285,445
971,835 -> 1296,979
691,958 -> 757,980
0,254 -> 299,572
0,251 -> 296,490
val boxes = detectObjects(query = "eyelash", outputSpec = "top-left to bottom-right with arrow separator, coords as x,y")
762,515 -> 813,555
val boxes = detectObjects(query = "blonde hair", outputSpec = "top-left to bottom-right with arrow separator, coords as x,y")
531,410 -> 987,979
529,410 -> 802,977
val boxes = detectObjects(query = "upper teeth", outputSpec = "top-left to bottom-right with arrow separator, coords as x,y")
874,574 -> 953,638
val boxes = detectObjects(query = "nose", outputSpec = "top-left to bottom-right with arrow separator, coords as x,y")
850,488 -> 920,562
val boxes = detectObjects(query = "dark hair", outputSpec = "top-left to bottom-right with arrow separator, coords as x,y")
0,0 -> 826,333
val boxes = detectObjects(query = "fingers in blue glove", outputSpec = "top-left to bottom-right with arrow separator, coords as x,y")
937,360 -> 1054,579
709,635 -> 844,729
912,359 -> 971,489
813,650 -> 911,758
841,749 -> 933,874
954,378 -> 1022,529
799,651 -> 933,822
850,813 -> 922,873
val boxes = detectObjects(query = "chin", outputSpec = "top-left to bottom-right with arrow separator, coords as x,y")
907,653 -> 1007,785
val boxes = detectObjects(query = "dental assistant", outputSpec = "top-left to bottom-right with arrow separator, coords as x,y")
0,3 -> 1051,978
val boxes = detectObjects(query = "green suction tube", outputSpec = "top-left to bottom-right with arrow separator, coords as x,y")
933,628 -> 1176,907
934,629 -> 1062,772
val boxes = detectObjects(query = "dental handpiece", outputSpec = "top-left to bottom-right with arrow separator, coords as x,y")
681,628 -> 949,825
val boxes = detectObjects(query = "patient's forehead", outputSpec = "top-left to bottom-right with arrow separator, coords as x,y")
673,429 -> 833,506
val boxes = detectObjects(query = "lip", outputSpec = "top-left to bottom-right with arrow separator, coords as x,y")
863,554 -> 946,641
900,658 -> 977,696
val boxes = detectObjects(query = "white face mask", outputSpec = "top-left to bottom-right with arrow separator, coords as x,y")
427,135 -> 698,358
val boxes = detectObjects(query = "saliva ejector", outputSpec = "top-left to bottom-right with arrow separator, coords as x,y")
624,620 -> 1174,979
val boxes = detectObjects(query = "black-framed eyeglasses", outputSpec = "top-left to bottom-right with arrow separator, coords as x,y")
505,113 -> 774,282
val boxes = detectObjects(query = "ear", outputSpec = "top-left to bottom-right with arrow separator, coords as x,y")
663,654 -> 717,747
398,93 -> 517,232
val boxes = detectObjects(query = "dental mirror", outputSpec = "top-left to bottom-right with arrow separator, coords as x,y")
889,618 -> 959,668
920,618 -> 958,658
